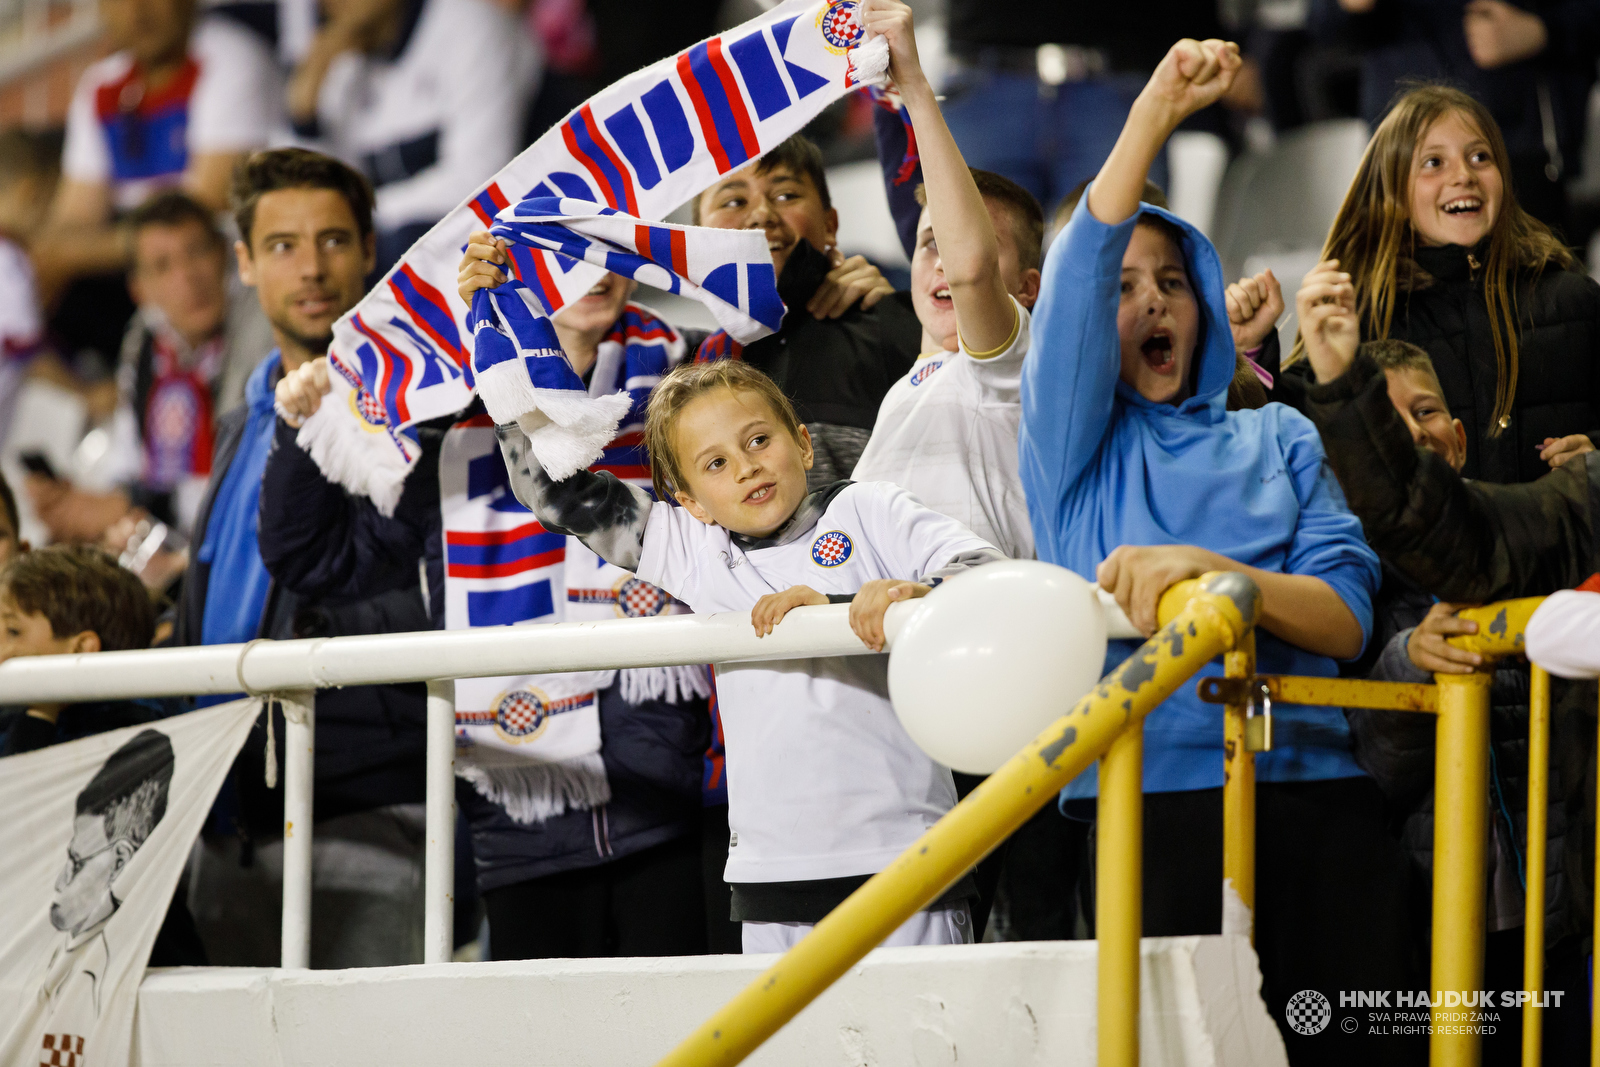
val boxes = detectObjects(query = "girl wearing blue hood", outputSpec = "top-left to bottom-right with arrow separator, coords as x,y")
1021,40 -> 1416,1064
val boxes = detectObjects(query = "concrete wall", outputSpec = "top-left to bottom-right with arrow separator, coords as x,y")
134,935 -> 1288,1066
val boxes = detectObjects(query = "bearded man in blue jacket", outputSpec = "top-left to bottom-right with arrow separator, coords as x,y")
1019,40 -> 1417,1066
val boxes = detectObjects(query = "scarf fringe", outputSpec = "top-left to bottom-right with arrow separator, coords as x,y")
458,749 -> 611,825
295,384 -> 415,517
474,357 -> 633,479
619,665 -> 712,705
847,33 -> 890,89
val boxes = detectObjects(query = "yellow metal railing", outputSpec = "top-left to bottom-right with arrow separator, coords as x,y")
655,580 -> 1565,1067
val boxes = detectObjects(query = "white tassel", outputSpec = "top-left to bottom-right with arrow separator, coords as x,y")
295,380 -> 417,516
618,665 -> 713,705
848,33 -> 891,89
473,362 -> 634,479
457,750 -> 611,825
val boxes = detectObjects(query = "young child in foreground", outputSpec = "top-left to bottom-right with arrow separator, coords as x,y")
1019,39 -> 1412,1063
495,359 -> 1003,951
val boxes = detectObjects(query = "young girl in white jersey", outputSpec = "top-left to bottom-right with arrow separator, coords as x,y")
490,358 -> 1003,951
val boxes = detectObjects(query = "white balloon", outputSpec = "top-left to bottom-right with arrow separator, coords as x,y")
888,560 -> 1109,775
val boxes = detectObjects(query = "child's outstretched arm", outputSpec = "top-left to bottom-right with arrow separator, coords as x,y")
495,425 -> 653,571
1088,39 -> 1241,225
864,0 -> 1013,353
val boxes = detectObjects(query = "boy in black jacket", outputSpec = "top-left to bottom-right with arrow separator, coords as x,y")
1298,291 -> 1599,1064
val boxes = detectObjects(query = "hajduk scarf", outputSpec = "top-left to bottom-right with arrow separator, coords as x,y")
293,0 -> 888,515
444,302 -> 709,823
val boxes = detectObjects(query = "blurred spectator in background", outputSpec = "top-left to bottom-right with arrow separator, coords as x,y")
0,130 -> 56,449
938,5 -> 1260,215
25,193 -> 273,546
1310,0 -> 1600,238
286,0 -> 540,276
32,0 -> 281,375
111,193 -> 273,535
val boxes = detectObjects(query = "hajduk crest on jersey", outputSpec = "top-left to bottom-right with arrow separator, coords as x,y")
295,0 -> 889,514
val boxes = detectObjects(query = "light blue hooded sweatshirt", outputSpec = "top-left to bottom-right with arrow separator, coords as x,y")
1019,197 -> 1381,797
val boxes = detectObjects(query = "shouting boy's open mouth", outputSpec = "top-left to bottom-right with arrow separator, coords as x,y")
1141,331 -> 1175,373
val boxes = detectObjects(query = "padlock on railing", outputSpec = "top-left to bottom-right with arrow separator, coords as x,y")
1244,681 -> 1272,752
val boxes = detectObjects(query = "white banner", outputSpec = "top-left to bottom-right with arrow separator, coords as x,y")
0,699 -> 261,1067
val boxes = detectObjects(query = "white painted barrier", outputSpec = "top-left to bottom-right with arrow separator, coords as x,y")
135,937 -> 1287,1067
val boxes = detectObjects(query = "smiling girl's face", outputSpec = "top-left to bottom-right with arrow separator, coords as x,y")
1409,110 -> 1503,249
1117,223 -> 1200,405
670,386 -> 814,537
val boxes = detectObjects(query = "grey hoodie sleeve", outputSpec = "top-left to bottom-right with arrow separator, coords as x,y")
924,547 -> 1008,587
494,424 -> 653,572
1368,627 -> 1431,685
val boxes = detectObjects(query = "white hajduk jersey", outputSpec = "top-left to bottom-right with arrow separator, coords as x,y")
636,480 -> 995,883
62,17 -> 280,211
852,298 -> 1034,560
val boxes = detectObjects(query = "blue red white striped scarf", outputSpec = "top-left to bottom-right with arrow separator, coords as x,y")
295,0 -> 888,515
446,303 -> 708,823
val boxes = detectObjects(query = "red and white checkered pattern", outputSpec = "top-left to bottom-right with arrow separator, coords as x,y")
820,1 -> 862,49
617,578 -> 668,618
40,1033 -> 84,1067
497,690 -> 546,736
811,530 -> 852,566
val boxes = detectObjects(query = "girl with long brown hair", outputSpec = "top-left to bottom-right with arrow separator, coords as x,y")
1292,84 -> 1600,483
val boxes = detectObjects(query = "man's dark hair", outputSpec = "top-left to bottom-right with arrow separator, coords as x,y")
915,168 -> 1045,272
75,729 -> 173,851
126,190 -> 224,257
0,470 -> 17,536
0,127 -> 61,189
231,147 -> 375,246
0,545 -> 154,651
691,133 -> 831,222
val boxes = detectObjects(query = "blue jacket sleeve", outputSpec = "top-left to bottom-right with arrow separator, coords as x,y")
257,419 -> 434,602
1018,195 -> 1135,558
1277,406 -> 1383,656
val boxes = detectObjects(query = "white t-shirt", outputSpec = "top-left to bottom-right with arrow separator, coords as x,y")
309,0 -> 539,230
852,298 -> 1035,560
636,481 -> 995,882
62,17 -> 280,210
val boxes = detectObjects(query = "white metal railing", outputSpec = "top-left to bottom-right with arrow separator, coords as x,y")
0,594 -> 1139,969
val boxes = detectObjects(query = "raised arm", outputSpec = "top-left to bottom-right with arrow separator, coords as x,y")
495,424 -> 653,571
1304,350 -> 1597,602
1087,39 -> 1240,226
865,0 -> 1013,351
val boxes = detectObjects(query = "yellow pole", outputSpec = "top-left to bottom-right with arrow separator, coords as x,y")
1097,719 -> 1143,1067
1221,631 -> 1257,942
653,571 -> 1261,1067
1522,666 -> 1549,1067
1432,670 -> 1491,1067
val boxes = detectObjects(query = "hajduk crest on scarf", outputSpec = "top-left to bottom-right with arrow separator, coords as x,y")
293,0 -> 888,516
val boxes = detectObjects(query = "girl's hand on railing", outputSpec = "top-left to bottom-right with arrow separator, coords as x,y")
1406,602 -> 1483,674
751,586 -> 827,638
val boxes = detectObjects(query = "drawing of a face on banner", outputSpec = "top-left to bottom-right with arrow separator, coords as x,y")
42,730 -> 175,1022
0,700 -> 260,1067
